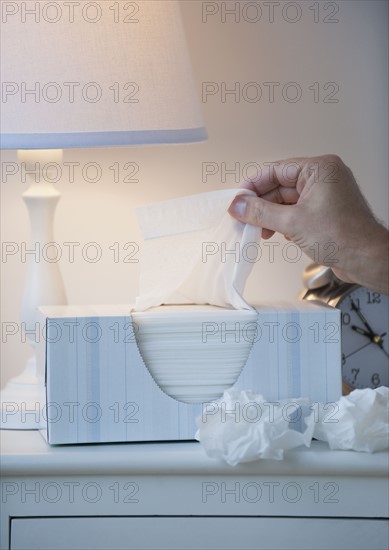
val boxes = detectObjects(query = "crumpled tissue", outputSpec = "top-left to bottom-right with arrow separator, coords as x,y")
135,189 -> 261,311
196,387 -> 389,465
313,386 -> 389,452
195,389 -> 315,465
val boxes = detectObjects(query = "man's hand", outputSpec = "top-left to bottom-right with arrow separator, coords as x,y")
228,155 -> 388,294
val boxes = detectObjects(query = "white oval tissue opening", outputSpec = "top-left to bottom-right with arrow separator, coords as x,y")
132,305 -> 258,404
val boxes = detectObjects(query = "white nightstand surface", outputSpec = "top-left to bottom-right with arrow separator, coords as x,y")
1,430 -> 388,550
1,429 -> 388,476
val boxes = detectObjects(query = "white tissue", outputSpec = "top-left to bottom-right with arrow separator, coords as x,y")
313,387 -> 389,452
135,189 -> 261,311
195,388 -> 389,465
195,389 -> 315,465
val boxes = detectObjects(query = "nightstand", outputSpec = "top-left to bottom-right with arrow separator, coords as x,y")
1,430 -> 388,550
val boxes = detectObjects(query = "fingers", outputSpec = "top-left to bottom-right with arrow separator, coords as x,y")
262,228 -> 275,240
242,157 -> 306,196
260,186 -> 300,205
228,195 -> 296,236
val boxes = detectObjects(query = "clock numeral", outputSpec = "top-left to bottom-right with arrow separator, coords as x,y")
371,373 -> 380,387
342,313 -> 351,326
367,291 -> 381,304
352,298 -> 360,309
351,368 -> 359,384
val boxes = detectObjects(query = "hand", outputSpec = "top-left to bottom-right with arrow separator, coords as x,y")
228,155 -> 389,294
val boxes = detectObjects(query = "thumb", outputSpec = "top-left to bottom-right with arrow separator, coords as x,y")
228,195 -> 296,236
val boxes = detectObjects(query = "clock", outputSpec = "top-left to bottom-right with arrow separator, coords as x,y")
301,263 -> 388,394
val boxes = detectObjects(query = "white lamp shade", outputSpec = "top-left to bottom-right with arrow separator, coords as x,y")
0,0 -> 206,148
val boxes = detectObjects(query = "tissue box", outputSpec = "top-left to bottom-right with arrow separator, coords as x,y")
37,302 -> 341,445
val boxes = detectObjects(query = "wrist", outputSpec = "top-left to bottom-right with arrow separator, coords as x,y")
351,224 -> 389,294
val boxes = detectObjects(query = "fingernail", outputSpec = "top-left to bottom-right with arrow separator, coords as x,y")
229,198 -> 247,219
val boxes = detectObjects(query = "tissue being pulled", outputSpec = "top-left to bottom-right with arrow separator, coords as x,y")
196,387 -> 389,465
135,189 -> 260,311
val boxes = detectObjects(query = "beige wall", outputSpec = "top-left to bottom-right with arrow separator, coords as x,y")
1,0 -> 388,387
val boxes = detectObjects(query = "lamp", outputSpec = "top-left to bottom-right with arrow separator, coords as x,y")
0,0 -> 206,429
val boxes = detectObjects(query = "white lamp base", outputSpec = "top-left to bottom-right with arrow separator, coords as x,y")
0,356 -> 45,430
1,149 -> 66,431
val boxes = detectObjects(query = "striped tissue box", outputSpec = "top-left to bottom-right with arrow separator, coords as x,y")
37,302 -> 341,445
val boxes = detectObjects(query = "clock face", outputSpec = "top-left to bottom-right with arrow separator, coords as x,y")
338,287 -> 388,391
